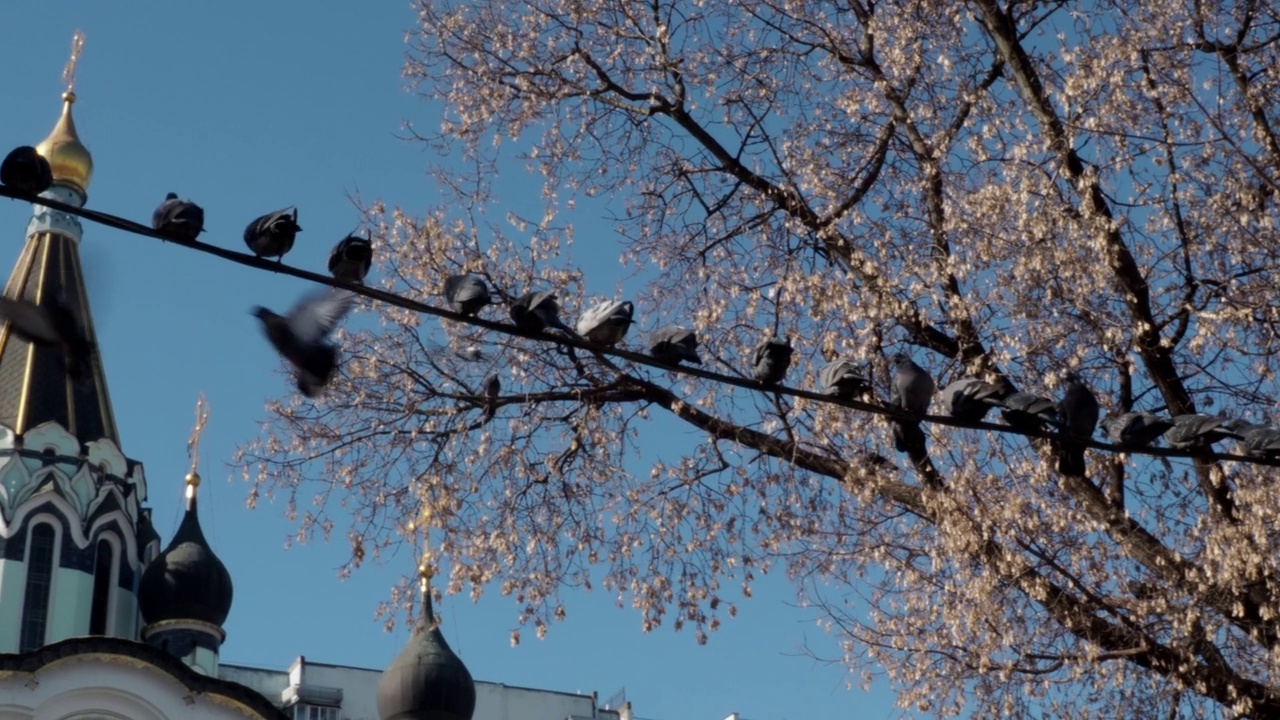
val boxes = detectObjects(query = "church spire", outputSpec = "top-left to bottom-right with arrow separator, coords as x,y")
0,31 -> 119,446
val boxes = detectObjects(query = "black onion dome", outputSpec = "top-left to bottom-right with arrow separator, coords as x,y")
377,588 -> 476,720
137,491 -> 233,627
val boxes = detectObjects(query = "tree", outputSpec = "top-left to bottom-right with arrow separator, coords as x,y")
234,0 -> 1280,716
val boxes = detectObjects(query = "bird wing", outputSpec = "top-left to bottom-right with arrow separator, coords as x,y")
0,298 -> 61,345
288,288 -> 356,341
576,300 -> 613,336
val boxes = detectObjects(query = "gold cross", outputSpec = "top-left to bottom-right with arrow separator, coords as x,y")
187,392 -> 210,476
62,29 -> 86,94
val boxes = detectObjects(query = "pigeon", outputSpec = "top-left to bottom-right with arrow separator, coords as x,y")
941,377 -> 1012,422
456,345 -> 486,362
1057,372 -> 1100,475
443,274 -> 493,317
152,193 -> 205,242
509,290 -> 571,333
648,325 -> 701,366
1100,412 -> 1175,448
328,234 -> 373,284
244,207 -> 301,261
818,359 -> 872,400
888,353 -> 935,454
749,337 -> 793,385
481,371 -> 501,419
482,372 -> 501,400
999,391 -> 1062,432
0,296 -> 91,382
252,287 -> 356,398
0,146 -> 53,195
1237,424 -> 1280,459
576,300 -> 635,346
1162,413 -> 1246,450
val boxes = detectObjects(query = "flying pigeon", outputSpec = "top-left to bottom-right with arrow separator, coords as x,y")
510,290 -> 571,333
999,391 -> 1061,432
244,207 -> 301,261
888,353 -> 935,454
1162,413 -> 1245,450
443,274 -> 493,317
648,325 -> 701,366
152,193 -> 205,242
0,146 -> 52,196
818,359 -> 871,400
328,234 -> 373,284
0,296 -> 91,382
576,300 -> 635,346
1057,372 -> 1100,475
1238,424 -> 1280,459
749,337 -> 793,385
941,377 -> 1012,422
1100,412 -> 1175,448
252,287 -> 356,398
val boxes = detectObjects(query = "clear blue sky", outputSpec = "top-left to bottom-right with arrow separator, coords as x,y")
0,4 -> 900,718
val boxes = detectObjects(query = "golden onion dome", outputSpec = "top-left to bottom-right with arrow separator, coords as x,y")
35,91 -> 93,197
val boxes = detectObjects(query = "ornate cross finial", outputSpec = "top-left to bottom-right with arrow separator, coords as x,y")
62,29 -> 86,95
417,501 -> 435,587
187,392 -> 210,477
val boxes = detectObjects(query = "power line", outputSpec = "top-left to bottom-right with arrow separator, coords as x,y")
0,184 -> 1275,469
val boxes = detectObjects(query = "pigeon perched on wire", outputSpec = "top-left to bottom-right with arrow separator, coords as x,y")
576,300 -> 635,346
510,290 -> 572,333
0,146 -> 53,195
888,353 -> 935,454
1100,412 -> 1175,448
1162,413 -> 1245,450
0,295 -> 91,382
443,274 -> 493,317
1057,372 -> 1100,475
252,287 -> 356,398
999,391 -> 1061,432
1237,423 -> 1280,459
648,325 -> 701,366
152,193 -> 205,242
941,376 -> 1012,422
818,359 -> 872,400
327,234 -> 372,284
244,207 -> 301,261
749,337 -> 793,385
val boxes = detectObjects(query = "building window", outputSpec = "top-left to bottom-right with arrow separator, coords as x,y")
89,537 -> 114,635
20,523 -> 56,652
291,704 -> 339,720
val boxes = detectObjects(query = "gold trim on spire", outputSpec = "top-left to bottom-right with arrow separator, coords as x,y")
35,31 -> 93,197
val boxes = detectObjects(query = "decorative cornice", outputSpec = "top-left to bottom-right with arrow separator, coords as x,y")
0,422 -> 146,542
142,618 -> 227,644
0,636 -> 288,719
25,185 -> 84,243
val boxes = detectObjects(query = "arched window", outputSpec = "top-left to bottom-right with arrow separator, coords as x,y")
20,523 -> 56,652
89,537 -> 115,635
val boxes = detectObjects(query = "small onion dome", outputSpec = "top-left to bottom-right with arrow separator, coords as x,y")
35,91 -> 93,197
138,473 -> 233,628
376,582 -> 476,720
